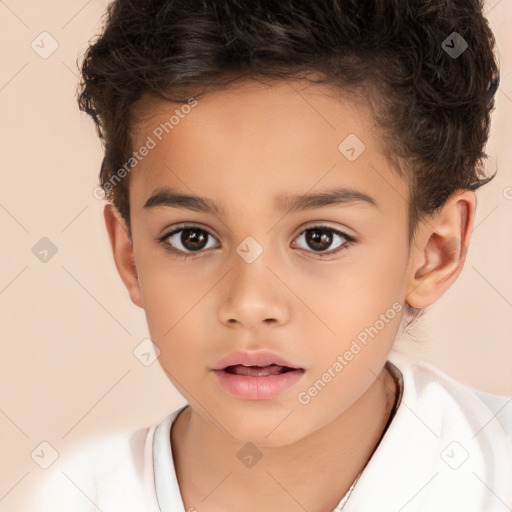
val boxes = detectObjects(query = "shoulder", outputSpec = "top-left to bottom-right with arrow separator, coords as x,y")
29,422 -> 161,512
388,349 -> 512,441
386,349 -> 512,493
389,351 -> 512,428
470,387 -> 512,442
344,350 -> 512,511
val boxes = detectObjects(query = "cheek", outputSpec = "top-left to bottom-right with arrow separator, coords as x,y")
134,254 -> 215,374
134,240 -> 196,324
318,246 -> 406,322
133,254 -> 185,346
138,270 -> 177,335
141,284 -> 206,380
306,239 -> 407,371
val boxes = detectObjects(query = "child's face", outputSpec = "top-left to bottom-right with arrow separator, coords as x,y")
124,79 -> 413,445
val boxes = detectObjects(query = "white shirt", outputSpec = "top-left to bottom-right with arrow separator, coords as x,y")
30,350 -> 512,512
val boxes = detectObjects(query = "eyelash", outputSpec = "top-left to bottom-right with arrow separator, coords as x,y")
158,224 -> 357,260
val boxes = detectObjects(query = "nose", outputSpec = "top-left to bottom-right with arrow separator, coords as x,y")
217,248 -> 290,329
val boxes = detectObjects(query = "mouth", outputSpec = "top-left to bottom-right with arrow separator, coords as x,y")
211,350 -> 303,372
211,363 -> 305,400
223,364 -> 297,376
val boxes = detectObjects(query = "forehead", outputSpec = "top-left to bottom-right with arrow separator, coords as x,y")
128,78 -> 408,219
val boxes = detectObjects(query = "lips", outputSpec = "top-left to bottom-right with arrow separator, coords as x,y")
211,350 -> 303,371
224,364 -> 295,376
210,351 -> 305,399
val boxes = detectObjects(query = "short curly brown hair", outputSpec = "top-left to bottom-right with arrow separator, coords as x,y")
77,0 -> 500,328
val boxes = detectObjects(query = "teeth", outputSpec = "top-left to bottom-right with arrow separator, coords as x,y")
225,364 -> 292,376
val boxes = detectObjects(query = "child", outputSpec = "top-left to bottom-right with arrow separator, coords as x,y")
32,0 -> 511,510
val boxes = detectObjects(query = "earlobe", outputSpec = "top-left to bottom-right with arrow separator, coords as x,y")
103,204 -> 143,308
405,190 -> 474,309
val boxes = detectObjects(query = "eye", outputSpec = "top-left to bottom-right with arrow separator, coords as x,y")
158,224 -> 219,259
158,223 -> 356,260
292,225 -> 356,257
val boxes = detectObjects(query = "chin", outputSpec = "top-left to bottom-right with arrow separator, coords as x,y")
215,410 -> 312,448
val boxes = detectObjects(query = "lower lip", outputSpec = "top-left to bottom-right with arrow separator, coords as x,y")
211,368 -> 305,400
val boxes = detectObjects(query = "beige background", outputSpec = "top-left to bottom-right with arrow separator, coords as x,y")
1,0 -> 511,509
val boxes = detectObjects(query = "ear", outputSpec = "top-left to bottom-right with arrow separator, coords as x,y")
103,204 -> 143,308
405,190 -> 475,309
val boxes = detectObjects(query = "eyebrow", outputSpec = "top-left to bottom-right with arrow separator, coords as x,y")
143,186 -> 379,216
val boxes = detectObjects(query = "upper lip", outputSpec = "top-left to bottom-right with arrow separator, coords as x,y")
211,350 -> 303,371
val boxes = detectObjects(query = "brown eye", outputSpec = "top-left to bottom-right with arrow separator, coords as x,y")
293,226 -> 355,256
160,225 -> 219,256
178,228 -> 208,251
306,228 -> 334,251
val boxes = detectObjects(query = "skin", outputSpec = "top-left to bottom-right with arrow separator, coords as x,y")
104,77 -> 475,511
